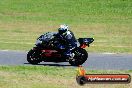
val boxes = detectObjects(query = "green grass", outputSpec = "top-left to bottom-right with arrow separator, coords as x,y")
0,1 -> 131,88
0,66 -> 131,88
0,0 -> 132,53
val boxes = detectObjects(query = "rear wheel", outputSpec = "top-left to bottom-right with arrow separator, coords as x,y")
69,48 -> 88,66
27,49 -> 42,64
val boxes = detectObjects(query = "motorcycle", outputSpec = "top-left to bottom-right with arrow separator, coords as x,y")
27,32 -> 94,66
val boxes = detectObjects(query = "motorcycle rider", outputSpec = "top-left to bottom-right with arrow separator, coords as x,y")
54,24 -> 77,58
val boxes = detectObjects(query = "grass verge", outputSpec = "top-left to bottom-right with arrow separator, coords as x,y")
0,66 -> 132,88
0,0 -> 132,53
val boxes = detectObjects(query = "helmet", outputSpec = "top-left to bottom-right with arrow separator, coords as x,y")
58,24 -> 69,34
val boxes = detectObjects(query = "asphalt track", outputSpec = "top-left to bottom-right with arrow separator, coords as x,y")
0,50 -> 132,70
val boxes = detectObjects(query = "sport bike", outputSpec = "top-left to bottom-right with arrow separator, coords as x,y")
27,32 -> 94,66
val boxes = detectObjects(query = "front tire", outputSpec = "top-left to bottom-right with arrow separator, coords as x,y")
27,49 -> 41,65
69,48 -> 88,66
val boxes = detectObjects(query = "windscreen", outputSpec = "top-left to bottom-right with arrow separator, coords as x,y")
37,32 -> 57,42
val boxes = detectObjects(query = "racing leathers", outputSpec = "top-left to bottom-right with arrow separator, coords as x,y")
54,30 -> 77,58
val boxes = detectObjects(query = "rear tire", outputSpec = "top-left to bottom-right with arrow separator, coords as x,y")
27,49 -> 41,65
69,48 -> 88,66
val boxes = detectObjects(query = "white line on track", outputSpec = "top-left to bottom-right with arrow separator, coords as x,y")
102,52 -> 116,54
91,45 -> 132,48
0,50 -> 25,52
0,41 -> 34,45
0,50 -> 9,52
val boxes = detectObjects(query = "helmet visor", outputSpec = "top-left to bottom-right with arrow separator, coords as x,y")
58,28 -> 67,34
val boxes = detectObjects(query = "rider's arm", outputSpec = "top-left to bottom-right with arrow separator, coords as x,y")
65,32 -> 77,48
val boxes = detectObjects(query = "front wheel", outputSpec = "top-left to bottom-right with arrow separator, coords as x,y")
27,49 -> 42,64
69,48 -> 88,66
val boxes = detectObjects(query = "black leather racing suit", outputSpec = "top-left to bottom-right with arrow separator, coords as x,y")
54,30 -> 77,57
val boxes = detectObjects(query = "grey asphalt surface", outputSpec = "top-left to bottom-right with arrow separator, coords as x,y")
0,50 -> 132,70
